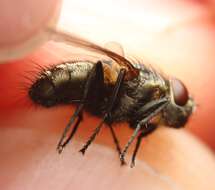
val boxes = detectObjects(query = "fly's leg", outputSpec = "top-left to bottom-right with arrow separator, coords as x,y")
79,69 -> 126,155
79,118 -> 105,155
58,114 -> 83,153
57,61 -> 104,153
57,104 -> 84,153
109,125 -> 125,164
130,124 -> 157,168
120,98 -> 168,164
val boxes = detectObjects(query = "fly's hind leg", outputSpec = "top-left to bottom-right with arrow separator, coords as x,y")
57,61 -> 105,153
58,114 -> 83,153
57,104 -> 83,153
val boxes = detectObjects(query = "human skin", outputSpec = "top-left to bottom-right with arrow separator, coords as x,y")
1,1 -> 215,190
0,0 -> 61,61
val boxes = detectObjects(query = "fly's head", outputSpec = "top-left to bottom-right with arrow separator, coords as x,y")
29,72 -> 57,107
162,78 -> 195,128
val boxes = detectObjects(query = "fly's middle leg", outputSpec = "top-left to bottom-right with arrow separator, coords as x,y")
79,68 -> 126,156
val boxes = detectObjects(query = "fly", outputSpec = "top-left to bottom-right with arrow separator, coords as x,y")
29,28 -> 195,167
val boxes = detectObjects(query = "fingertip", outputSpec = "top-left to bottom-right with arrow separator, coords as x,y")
0,0 -> 61,62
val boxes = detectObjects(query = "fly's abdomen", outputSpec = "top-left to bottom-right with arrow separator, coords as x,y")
29,61 -> 94,107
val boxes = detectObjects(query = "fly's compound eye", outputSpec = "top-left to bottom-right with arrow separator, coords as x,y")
171,78 -> 189,106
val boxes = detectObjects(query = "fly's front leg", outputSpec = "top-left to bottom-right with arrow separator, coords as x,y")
120,98 -> 168,164
57,61 -> 105,153
130,124 -> 157,168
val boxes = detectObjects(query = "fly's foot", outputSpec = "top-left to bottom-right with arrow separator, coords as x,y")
130,160 -> 135,168
79,147 -> 86,155
57,144 -> 64,154
121,159 -> 127,166
120,154 -> 126,166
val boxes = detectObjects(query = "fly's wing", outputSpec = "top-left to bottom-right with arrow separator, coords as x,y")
47,27 -> 139,80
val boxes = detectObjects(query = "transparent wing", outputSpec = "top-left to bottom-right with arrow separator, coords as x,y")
47,27 -> 139,80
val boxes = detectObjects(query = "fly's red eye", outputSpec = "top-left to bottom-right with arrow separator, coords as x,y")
171,78 -> 189,106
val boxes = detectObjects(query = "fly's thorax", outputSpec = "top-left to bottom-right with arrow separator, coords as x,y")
137,67 -> 169,101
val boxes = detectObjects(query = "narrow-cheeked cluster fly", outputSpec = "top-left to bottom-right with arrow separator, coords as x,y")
29,29 -> 195,167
